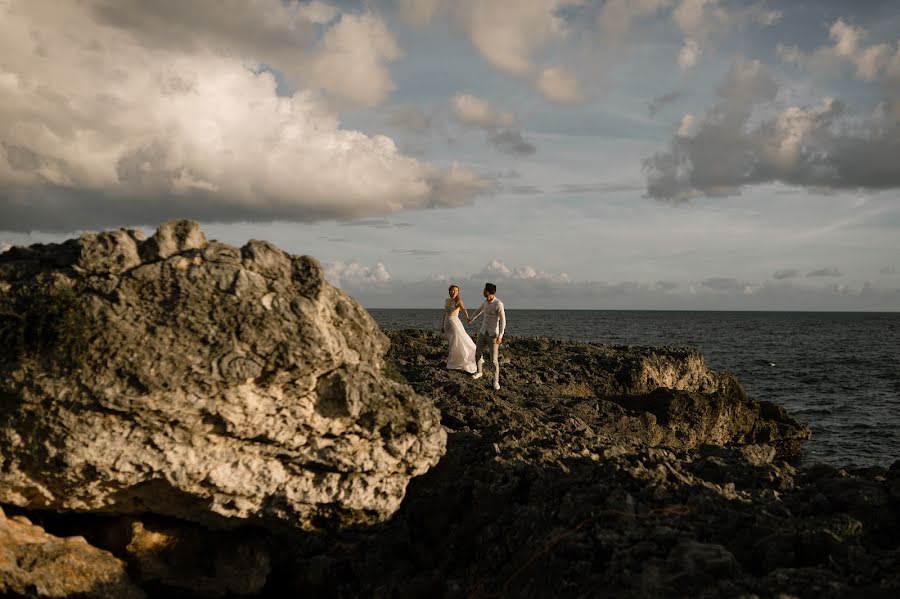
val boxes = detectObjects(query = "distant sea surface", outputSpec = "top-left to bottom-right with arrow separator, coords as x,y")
370,309 -> 900,468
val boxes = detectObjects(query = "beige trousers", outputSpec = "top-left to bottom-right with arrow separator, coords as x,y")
475,332 -> 500,382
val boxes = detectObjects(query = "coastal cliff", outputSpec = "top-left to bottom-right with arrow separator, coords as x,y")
0,223 -> 897,598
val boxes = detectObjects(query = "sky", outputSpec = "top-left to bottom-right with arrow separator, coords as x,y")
1,0 -> 899,310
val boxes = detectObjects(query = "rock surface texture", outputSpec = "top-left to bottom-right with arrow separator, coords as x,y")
0,221 -> 446,532
276,330 -> 899,598
0,507 -> 142,598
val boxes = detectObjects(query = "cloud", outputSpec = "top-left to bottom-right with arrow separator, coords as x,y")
778,19 -> 898,84
504,184 -> 543,195
336,263 -> 900,310
325,260 -> 392,288
0,1 -> 488,232
391,249 -> 444,257
469,260 -> 571,284
643,57 -> 900,200
398,0 -> 585,102
0,242 -> 11,255
395,0 -> 443,29
453,94 -> 536,156
672,0 -> 781,71
598,0 -> 672,54
773,269 -> 800,280
701,276 -> 751,292
806,267 -> 844,278
558,182 -> 644,194
881,266 -> 897,275
535,67 -> 584,104
90,0 -> 400,107
305,12 -> 403,107
648,91 -> 684,116
450,0 -> 582,76
453,94 -> 516,128
676,114 -> 696,137
386,105 -> 435,136
487,130 -> 537,156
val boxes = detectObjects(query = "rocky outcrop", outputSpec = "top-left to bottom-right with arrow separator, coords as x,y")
0,221 -> 446,532
272,330 -> 899,598
0,507 -> 142,598
387,330 -> 810,457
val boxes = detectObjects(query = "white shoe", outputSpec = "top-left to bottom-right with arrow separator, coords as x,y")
493,380 -> 500,390
472,372 -> 483,380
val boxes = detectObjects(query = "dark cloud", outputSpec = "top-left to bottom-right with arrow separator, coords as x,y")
701,277 -> 747,291
806,267 -> 844,277
391,248 -> 444,256
648,91 -> 684,117
773,268 -> 800,280
488,129 -> 537,156
505,185 -> 543,195
340,219 -> 411,229
644,57 -> 900,200
558,182 -> 644,194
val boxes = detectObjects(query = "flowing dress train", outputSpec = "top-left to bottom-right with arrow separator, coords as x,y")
443,299 -> 478,373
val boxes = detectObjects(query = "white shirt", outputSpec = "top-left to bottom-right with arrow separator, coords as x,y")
473,297 -> 506,338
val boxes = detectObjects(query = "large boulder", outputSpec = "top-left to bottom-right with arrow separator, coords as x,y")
0,221 -> 446,530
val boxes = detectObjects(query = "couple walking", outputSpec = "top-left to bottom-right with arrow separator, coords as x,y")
441,283 -> 505,390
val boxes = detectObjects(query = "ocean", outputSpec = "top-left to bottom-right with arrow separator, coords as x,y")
370,309 -> 900,469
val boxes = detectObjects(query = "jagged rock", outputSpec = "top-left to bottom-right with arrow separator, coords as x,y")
0,221 -> 446,531
0,507 -> 143,598
385,329 -> 810,456
269,329 -> 899,598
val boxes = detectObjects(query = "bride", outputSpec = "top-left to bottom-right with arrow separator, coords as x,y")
441,285 -> 479,373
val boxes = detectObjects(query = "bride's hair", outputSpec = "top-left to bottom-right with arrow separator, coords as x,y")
448,284 -> 462,306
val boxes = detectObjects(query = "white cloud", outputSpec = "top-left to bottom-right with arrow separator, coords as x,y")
0,1 -> 487,232
676,114 -> 696,137
325,260 -> 392,288
778,19 -> 898,84
453,94 -> 516,128
470,260 -> 571,284
450,0 -> 582,76
535,67 -> 584,104
678,38 -> 701,70
306,12 -> 403,107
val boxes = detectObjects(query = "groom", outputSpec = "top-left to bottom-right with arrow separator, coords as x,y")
467,282 -> 506,391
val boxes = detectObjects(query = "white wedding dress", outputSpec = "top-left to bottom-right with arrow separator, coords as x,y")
443,298 -> 478,373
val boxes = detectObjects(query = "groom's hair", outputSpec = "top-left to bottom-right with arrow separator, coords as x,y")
485,283 -> 497,294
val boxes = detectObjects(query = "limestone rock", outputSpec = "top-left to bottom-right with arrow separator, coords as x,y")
0,221 -> 446,530
385,329 -> 810,456
0,507 -> 142,598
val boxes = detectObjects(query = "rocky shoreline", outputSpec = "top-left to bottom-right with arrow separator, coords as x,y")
1,222 -> 898,598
